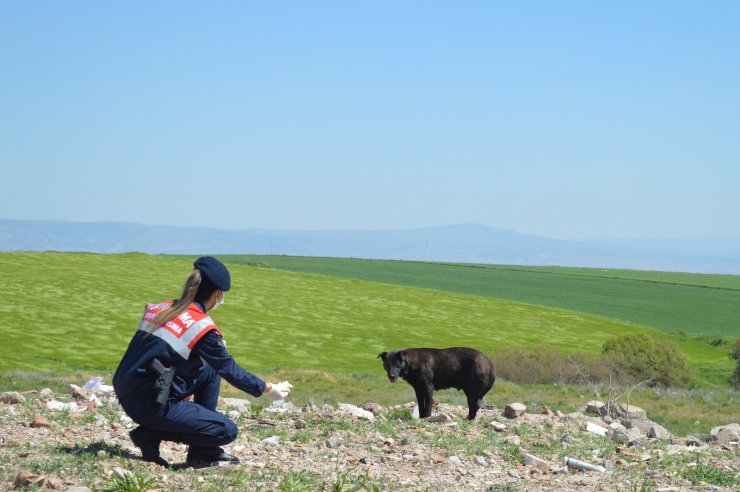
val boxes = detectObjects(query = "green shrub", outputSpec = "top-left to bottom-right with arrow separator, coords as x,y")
602,334 -> 692,387
729,338 -> 740,390
493,345 -> 611,385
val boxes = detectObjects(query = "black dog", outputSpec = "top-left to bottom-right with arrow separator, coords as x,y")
378,347 -> 495,420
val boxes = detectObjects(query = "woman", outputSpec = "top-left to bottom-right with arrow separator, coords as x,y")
113,256 -> 292,467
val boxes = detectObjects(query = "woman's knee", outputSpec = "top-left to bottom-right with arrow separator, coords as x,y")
219,418 -> 238,444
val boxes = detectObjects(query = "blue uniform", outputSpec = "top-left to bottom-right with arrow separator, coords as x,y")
113,301 -> 265,451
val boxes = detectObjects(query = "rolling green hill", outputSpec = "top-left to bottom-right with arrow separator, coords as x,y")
0,252 -> 732,387
222,255 -> 740,338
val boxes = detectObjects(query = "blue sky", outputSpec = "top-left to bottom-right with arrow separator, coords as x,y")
1,1 -> 738,239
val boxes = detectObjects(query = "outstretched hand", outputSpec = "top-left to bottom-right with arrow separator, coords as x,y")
265,381 -> 293,401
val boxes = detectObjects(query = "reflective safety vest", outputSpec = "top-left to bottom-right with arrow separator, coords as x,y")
138,301 -> 222,360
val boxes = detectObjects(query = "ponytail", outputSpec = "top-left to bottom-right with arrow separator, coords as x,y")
147,269 -> 202,330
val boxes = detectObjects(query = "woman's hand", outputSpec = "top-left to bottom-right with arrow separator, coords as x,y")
265,381 -> 293,401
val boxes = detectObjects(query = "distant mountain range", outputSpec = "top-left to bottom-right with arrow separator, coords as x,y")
1,219 -> 739,274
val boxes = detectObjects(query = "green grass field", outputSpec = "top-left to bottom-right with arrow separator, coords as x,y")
223,255 -> 740,338
0,252 -> 732,388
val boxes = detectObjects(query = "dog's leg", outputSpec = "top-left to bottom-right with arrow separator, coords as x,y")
421,384 -> 434,418
464,388 -> 482,420
414,384 -> 433,418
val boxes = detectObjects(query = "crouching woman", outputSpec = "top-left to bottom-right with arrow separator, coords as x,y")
113,256 -> 292,467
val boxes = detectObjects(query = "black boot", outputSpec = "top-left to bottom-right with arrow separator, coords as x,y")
186,446 -> 239,468
129,427 -> 169,467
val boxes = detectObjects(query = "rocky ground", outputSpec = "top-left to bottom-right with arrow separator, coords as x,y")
0,385 -> 738,491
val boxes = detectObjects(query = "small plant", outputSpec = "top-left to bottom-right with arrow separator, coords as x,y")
96,472 -> 161,492
385,405 -> 416,422
682,457 -> 739,487
278,470 -> 315,492
324,468 -> 382,492
486,484 -> 519,492
620,478 -> 657,492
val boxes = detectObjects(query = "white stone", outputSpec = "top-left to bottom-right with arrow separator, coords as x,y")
261,435 -> 281,446
585,422 -> 608,436
337,403 -> 375,421
490,421 -> 507,432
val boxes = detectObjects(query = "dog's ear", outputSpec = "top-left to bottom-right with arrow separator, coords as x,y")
377,351 -> 388,360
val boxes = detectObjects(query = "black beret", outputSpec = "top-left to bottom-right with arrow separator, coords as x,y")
193,256 -> 231,291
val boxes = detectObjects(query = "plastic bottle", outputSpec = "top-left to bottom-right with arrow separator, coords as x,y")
563,457 -> 607,473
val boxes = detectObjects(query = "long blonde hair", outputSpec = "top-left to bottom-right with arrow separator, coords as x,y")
148,269 -> 203,330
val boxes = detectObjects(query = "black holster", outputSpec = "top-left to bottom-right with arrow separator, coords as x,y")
150,358 -> 175,405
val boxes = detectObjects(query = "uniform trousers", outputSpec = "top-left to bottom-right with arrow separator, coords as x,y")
119,363 -> 238,455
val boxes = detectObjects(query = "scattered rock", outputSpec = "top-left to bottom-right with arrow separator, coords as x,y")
67,384 -> 92,401
616,403 -> 646,420
504,403 -> 526,419
221,397 -> 251,412
585,400 -> 605,416
46,400 -> 84,412
628,435 -> 648,447
261,435 -> 281,446
523,453 -> 550,473
39,388 -> 54,400
427,413 -> 451,423
490,421 -> 507,432
0,392 -> 26,404
684,435 -> 703,447
361,401 -> 381,414
400,433 -> 418,445
665,444 -> 694,455
30,414 -> 51,428
65,487 -> 92,492
431,453 -> 447,463
647,423 -> 671,440
112,467 -> 133,480
13,470 -> 46,488
505,435 -> 521,445
266,400 -> 297,413
608,422 -> 629,443
585,422 -> 608,436
1,386 -> 737,492
337,403 -> 375,421
709,423 -> 740,445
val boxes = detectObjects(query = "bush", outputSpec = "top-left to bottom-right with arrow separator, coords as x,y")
729,338 -> 740,390
494,345 -> 612,385
602,334 -> 691,387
